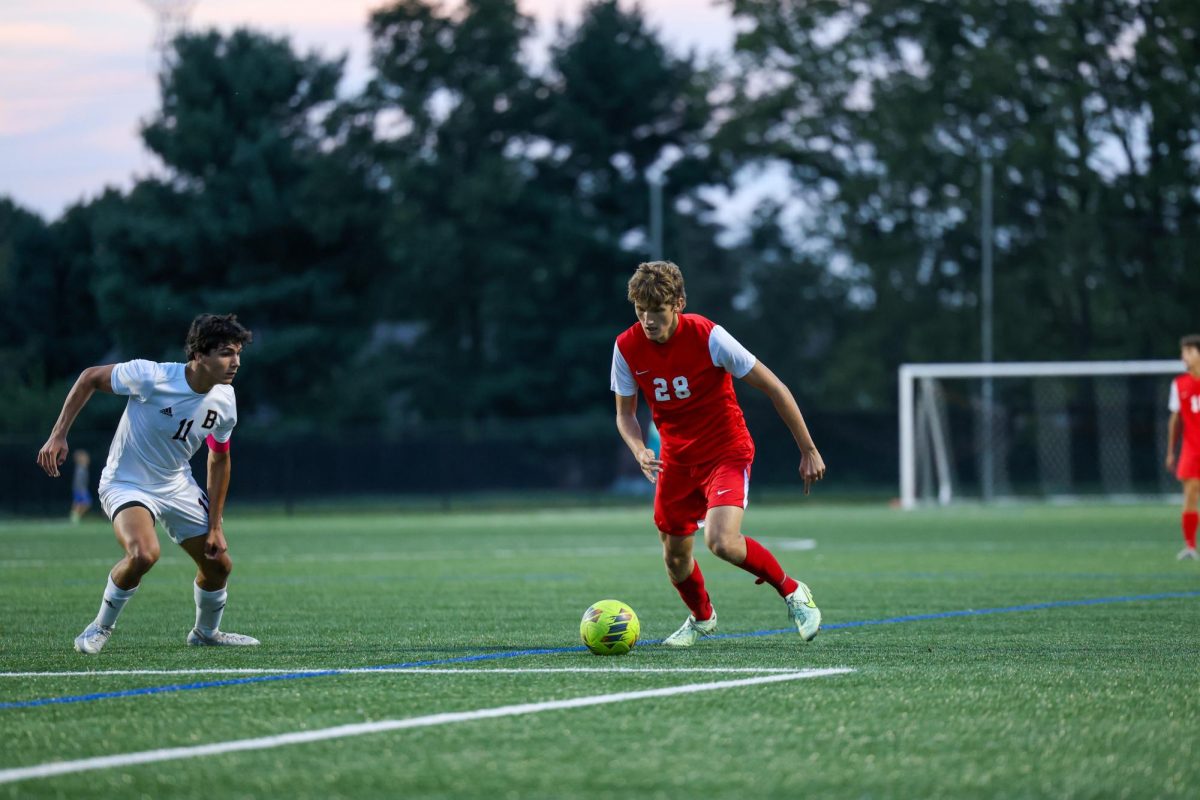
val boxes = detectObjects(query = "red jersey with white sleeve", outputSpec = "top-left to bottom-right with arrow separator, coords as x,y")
611,314 -> 756,466
1170,374 -> 1200,479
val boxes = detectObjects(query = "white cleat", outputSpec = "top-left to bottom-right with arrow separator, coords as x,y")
74,622 -> 114,655
785,582 -> 821,642
662,612 -> 718,648
1177,547 -> 1198,561
186,628 -> 260,647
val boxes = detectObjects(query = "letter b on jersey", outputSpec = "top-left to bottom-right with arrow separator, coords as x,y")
201,410 -> 219,429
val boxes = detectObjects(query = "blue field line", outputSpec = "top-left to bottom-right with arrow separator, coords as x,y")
704,589 -> 1200,641
3,589 -> 1198,711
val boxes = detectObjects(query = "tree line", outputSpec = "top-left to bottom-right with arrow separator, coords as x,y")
2,0 -> 1196,436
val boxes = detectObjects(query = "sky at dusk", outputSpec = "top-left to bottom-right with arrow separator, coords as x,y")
0,1 -> 740,221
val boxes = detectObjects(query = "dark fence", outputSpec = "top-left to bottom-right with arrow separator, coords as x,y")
1,407 -> 898,515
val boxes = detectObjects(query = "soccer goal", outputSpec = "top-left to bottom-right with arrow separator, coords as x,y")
898,360 -> 1181,509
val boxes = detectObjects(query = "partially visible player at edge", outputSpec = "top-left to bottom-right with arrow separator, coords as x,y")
1166,333 -> 1200,560
36,314 -> 260,653
611,261 -> 826,647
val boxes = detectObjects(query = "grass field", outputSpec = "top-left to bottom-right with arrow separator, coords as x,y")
2,502 -> 1198,798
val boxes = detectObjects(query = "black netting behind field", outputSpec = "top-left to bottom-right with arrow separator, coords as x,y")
915,374 -> 1175,501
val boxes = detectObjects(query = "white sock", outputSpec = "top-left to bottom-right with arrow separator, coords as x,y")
194,583 -> 228,635
95,575 -> 138,628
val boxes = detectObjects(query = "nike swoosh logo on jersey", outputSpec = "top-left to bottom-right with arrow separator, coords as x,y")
716,489 -> 732,495
635,370 -> 650,375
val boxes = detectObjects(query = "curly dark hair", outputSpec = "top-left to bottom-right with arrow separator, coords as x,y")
185,314 -> 253,359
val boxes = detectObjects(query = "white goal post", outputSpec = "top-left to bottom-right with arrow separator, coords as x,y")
899,360 -> 1181,509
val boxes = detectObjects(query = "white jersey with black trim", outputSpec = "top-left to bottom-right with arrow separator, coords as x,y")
100,360 -> 237,491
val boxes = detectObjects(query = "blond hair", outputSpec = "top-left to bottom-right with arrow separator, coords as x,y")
627,261 -> 686,309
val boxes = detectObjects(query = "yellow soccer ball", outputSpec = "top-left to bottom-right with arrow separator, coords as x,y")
580,599 -> 640,655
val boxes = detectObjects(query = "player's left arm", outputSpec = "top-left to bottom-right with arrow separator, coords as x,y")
740,362 -> 826,494
204,442 -> 232,559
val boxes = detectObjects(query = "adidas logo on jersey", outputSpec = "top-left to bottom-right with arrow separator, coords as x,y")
160,407 -> 174,417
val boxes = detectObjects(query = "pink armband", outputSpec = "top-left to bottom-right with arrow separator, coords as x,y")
206,434 -> 231,453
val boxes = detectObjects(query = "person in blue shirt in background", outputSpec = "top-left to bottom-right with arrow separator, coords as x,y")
70,449 -> 91,524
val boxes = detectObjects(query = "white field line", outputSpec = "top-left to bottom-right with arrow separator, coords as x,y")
0,668 -> 853,785
0,546 -> 656,569
767,538 -> 817,551
0,666 -> 807,678
3,529 -> 1176,567
0,539 -> 821,569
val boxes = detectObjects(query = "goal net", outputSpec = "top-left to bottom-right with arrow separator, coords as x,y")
898,360 -> 1181,508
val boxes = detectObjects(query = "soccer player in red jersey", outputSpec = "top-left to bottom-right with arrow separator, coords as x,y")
611,261 -> 826,646
1166,334 -> 1200,560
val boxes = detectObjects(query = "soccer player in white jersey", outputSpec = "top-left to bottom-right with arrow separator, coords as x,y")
37,314 -> 259,654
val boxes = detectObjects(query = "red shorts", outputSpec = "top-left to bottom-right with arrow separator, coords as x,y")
654,459 -> 751,537
1178,446 -> 1200,481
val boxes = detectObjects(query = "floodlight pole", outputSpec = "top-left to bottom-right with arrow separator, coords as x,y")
980,158 -> 995,502
649,176 -> 664,261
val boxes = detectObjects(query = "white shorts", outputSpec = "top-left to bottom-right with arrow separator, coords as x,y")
98,480 -> 212,544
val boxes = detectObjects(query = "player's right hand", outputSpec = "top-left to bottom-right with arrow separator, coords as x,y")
637,448 -> 664,484
1166,452 -> 1176,471
36,435 -> 69,477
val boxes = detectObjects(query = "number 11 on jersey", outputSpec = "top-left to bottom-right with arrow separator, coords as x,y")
172,419 -> 193,441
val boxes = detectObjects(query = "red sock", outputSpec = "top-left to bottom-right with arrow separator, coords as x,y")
738,536 -> 799,598
672,561 -> 714,621
1184,511 -> 1198,550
